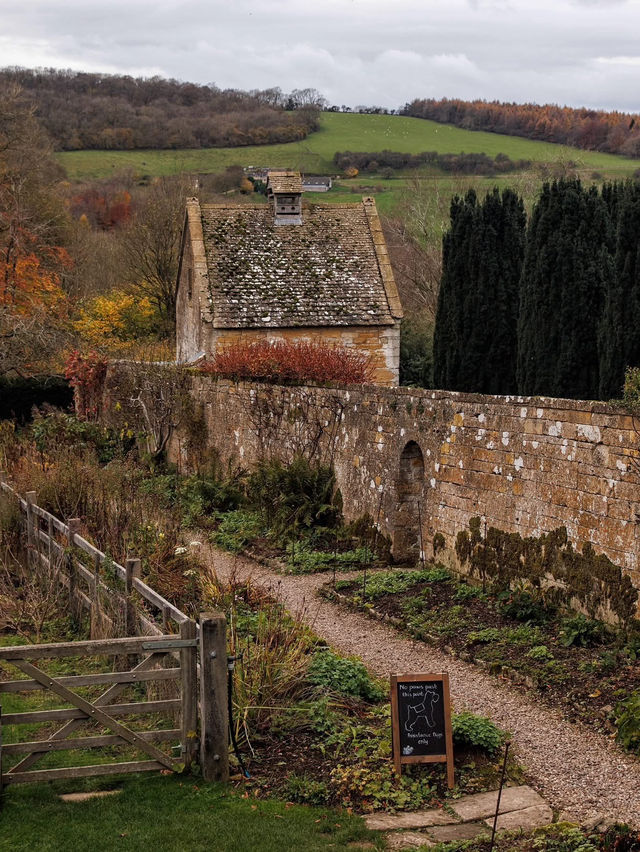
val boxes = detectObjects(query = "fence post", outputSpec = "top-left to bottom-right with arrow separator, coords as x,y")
67,519 -> 81,619
198,611 -> 229,783
25,491 -> 36,567
47,515 -> 54,571
180,619 -> 198,771
92,553 -> 101,637
124,558 -> 141,636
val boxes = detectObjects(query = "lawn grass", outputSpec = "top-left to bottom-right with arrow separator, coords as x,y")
57,111 -> 640,182
0,774 -> 382,852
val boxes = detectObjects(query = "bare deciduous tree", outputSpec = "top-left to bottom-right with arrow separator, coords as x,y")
121,177 -> 191,337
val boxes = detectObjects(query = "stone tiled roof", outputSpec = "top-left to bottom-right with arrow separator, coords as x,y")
266,171 -> 303,194
199,200 -> 401,329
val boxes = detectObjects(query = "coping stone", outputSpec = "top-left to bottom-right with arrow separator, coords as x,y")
451,785 -> 545,821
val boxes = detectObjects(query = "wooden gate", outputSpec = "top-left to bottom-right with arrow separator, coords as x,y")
0,626 -> 198,789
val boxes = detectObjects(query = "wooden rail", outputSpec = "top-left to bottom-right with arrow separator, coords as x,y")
0,477 -> 188,636
0,477 -> 229,788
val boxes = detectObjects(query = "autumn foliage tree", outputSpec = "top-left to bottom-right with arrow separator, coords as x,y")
403,97 -> 640,158
0,81 -> 72,376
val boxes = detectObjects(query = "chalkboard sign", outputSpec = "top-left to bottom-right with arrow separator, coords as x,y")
390,672 -> 454,788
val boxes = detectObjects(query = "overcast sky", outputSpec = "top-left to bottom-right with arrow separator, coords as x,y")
2,0 -> 640,112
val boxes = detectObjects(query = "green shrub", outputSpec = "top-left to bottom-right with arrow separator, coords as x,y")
504,624 -> 543,645
532,826 -> 599,851
209,510 -> 263,552
451,711 -> 504,755
31,411 -> 132,464
361,567 -> 450,601
248,455 -> 342,540
527,645 -> 554,661
467,628 -> 501,644
308,649 -> 386,703
560,614 -> 605,648
497,587 -> 554,625
455,583 -> 484,602
285,543 -> 372,574
615,690 -> 640,753
330,762 -> 436,812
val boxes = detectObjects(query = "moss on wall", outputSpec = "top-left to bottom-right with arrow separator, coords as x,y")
455,517 -> 638,624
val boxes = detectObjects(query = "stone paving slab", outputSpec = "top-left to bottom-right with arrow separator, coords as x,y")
365,808 -> 456,831
427,823 -> 489,842
451,785 -> 545,821
384,831 -> 435,849
483,804 -> 554,832
59,790 -> 122,803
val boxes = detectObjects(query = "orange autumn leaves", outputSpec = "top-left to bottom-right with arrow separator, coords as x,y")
0,226 -> 70,316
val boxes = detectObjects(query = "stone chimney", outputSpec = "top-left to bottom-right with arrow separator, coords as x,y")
266,171 -> 303,225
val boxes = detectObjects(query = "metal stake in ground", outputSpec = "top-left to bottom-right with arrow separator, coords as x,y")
489,739 -> 511,851
417,499 -> 425,569
364,489 -> 384,601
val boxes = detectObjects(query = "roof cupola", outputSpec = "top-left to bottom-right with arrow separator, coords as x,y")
266,170 -> 303,225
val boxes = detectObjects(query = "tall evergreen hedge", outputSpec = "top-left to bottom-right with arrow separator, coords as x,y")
435,177 -> 640,401
517,179 -> 614,399
434,187 -> 525,394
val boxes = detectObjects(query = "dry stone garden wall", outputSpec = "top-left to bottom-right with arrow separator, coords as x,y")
105,367 -> 640,618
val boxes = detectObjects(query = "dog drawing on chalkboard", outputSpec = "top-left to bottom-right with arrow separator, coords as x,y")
404,691 -> 440,733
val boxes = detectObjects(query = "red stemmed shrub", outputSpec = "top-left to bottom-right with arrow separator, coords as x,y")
201,340 -> 373,386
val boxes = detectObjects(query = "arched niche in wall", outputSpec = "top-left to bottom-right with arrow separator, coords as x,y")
392,440 -> 425,564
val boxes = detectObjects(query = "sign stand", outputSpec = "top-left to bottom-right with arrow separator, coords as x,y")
390,671 -> 454,789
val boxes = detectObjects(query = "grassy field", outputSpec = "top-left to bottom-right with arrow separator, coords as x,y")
57,111 -> 640,183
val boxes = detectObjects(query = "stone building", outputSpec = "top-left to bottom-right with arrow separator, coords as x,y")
175,171 -> 403,385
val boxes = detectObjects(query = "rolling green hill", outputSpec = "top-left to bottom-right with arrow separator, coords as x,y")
57,112 -> 640,182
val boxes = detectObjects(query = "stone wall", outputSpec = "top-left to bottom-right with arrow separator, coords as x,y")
105,368 -> 640,617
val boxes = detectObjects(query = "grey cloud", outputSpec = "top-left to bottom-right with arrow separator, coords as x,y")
2,0 -> 640,111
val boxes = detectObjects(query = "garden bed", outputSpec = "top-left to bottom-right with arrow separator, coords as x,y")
321,567 -> 640,752
200,572 -> 525,813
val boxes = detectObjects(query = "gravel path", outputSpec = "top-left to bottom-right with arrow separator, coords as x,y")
202,544 -> 640,827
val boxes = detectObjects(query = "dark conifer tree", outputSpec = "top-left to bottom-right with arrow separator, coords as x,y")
433,190 -> 478,390
434,187 -> 525,393
517,179 -> 613,399
599,180 -> 640,398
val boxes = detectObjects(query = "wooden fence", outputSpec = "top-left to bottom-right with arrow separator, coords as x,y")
0,477 -> 229,788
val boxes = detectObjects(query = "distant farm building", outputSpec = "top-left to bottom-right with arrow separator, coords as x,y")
302,176 -> 332,192
175,171 -> 403,385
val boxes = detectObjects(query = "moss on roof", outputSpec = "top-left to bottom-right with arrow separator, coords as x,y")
200,201 -> 395,329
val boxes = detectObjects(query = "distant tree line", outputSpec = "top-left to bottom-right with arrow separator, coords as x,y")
402,98 -> 640,159
333,149 -> 530,175
0,68 -> 322,150
434,179 -> 640,400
